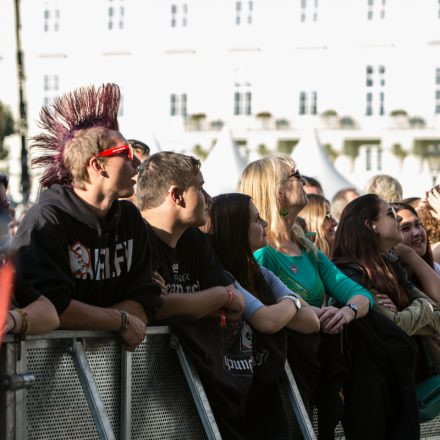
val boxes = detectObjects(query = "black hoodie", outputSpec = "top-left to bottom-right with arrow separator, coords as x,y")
12,184 -> 162,318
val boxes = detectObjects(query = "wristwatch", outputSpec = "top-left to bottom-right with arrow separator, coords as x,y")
279,294 -> 302,312
344,303 -> 358,318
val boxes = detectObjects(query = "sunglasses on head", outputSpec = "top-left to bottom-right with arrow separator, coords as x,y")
96,144 -> 134,161
376,206 -> 398,220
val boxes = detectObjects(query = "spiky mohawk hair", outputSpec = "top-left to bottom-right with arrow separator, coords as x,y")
31,83 -> 121,188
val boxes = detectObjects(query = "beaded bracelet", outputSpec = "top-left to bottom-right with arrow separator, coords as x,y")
15,309 -> 30,334
119,311 -> 129,332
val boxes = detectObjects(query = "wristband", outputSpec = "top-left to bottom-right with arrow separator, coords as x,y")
16,308 -> 30,334
8,311 -> 17,332
225,287 -> 234,306
119,311 -> 129,332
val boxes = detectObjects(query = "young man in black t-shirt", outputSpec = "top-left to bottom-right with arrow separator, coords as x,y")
137,151 -> 244,320
12,84 -> 162,350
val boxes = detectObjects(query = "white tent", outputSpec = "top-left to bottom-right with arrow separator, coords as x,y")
201,126 -> 247,196
292,122 -> 355,199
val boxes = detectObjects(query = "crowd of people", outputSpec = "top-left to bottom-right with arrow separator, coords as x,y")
1,83 -> 440,440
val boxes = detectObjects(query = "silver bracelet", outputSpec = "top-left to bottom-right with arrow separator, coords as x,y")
278,294 -> 302,311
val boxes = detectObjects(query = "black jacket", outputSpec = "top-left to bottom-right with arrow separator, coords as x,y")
343,309 -> 420,440
12,184 -> 162,318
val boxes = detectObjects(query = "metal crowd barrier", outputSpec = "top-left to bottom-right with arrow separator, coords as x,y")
0,326 -> 315,440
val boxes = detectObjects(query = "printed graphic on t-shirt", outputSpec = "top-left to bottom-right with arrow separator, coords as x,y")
223,321 -> 254,376
68,239 -> 133,280
166,261 -> 201,293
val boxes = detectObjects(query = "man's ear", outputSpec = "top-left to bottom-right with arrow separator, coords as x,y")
169,185 -> 184,205
88,156 -> 107,178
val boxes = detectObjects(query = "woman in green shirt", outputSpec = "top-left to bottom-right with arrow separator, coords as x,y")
237,155 -> 374,437
237,154 -> 373,330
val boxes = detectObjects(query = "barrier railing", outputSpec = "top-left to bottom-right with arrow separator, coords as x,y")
0,327 -> 314,440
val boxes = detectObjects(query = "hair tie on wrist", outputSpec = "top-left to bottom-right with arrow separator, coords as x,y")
225,287 -> 234,306
8,311 -> 17,332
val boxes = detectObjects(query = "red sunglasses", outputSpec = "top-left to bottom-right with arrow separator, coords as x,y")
96,144 -> 134,161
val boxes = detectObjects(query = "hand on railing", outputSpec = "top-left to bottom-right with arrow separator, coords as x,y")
119,313 -> 147,351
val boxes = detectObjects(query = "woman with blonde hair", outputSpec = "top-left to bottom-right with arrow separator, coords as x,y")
237,154 -> 373,437
237,154 -> 372,319
299,194 -> 337,257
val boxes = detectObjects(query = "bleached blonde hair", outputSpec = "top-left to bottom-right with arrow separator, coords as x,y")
237,154 -> 313,252
299,194 -> 332,256
364,174 -> 402,203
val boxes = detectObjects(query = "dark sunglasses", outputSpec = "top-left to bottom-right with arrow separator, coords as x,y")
287,169 -> 302,181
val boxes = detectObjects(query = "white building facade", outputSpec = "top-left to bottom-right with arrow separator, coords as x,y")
1,0 -> 440,200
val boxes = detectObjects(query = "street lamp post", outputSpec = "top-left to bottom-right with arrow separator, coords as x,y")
14,0 -> 30,203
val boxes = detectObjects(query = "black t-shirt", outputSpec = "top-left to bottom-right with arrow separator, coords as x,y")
12,185 -> 162,318
147,224 -> 230,293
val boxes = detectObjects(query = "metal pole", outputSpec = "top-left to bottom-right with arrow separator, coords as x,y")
173,336 -> 222,440
284,361 -> 317,440
68,340 -> 116,440
120,348 -> 132,440
13,0 -> 30,203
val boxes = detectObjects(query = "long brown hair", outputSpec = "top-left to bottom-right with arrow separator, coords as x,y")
208,193 -> 275,305
392,202 -> 435,269
333,194 -> 408,309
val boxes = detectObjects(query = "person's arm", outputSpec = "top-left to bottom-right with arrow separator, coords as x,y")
247,298 -> 297,334
260,268 -> 320,333
285,300 -> 320,333
395,243 -> 440,304
376,298 -> 435,336
6,295 -> 59,335
58,299 -> 147,351
319,252 -> 374,308
319,295 -> 370,333
154,284 -> 245,321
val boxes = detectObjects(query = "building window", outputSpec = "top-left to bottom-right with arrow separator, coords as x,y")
367,0 -> 385,21
300,0 -> 318,22
366,146 -> 372,170
43,74 -> 59,107
365,65 -> 385,116
108,0 -> 125,30
299,91 -> 317,115
365,146 -> 382,171
365,92 -> 373,116
377,147 -> 383,170
234,83 -> 252,115
170,93 -> 187,117
235,1 -> 253,26
43,0 -> 60,32
171,3 -> 188,27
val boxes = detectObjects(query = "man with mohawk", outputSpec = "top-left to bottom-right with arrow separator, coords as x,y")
12,84 -> 162,350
